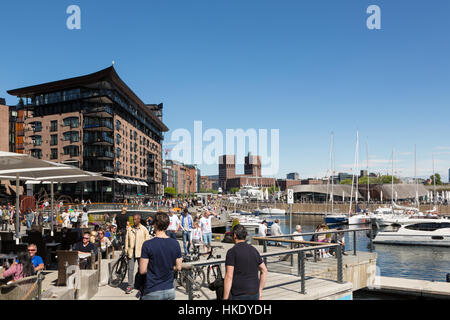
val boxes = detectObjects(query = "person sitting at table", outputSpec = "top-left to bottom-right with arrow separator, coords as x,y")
27,244 -> 44,274
1,251 -> 34,283
98,229 -> 112,259
73,233 -> 98,269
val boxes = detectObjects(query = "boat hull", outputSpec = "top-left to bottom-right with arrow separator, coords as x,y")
325,215 -> 348,224
373,226 -> 450,247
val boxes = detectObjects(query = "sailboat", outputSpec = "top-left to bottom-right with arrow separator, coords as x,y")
324,132 -> 348,224
258,184 -> 286,215
348,139 -> 370,225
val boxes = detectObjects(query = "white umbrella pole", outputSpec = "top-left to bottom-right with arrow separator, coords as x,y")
51,181 -> 54,237
15,173 -> 20,243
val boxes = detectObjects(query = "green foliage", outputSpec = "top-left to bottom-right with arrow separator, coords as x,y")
430,174 -> 443,185
340,175 -> 401,185
339,179 -> 353,185
268,186 -> 280,194
164,187 -> 177,197
230,187 -> 240,194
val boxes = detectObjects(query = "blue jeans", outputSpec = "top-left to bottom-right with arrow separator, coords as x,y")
203,232 -> 212,246
142,288 -> 175,300
231,293 -> 260,300
182,231 -> 191,254
26,219 -> 33,229
167,231 -> 177,240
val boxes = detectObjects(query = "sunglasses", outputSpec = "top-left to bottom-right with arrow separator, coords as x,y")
83,237 -> 90,240
28,249 -> 36,252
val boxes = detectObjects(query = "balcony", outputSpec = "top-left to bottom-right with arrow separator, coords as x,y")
84,106 -> 113,118
83,119 -> 113,132
84,165 -> 114,174
83,150 -> 114,160
84,132 -> 114,145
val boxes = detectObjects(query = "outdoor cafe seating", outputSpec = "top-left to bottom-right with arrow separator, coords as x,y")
56,247 -> 102,287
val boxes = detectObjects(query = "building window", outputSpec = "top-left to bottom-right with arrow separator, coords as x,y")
116,147 -> 121,158
63,131 -> 79,143
50,148 -> 58,160
63,146 -> 79,157
50,120 -> 58,132
116,120 -> 121,131
31,149 -> 42,159
50,135 -> 58,146
32,135 -> 42,147
116,134 -> 121,145
32,122 -> 42,133
63,117 -> 79,128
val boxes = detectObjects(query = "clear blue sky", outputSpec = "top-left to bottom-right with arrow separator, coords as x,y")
1,0 -> 449,181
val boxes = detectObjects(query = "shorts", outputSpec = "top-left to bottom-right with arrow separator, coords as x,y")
203,233 -> 212,245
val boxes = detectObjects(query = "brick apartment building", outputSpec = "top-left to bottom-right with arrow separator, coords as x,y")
7,66 -> 169,201
163,160 -> 199,195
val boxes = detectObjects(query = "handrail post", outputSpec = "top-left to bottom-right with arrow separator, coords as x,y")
186,269 -> 193,300
336,245 -> 344,284
290,241 -> 294,267
369,227 -> 374,252
300,251 -> 306,294
263,240 -> 267,266
353,230 -> 357,256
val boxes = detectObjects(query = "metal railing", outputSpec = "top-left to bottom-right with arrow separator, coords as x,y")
256,227 -> 373,258
180,242 -> 344,300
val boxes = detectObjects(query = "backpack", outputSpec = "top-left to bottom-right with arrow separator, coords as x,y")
208,274 -> 224,300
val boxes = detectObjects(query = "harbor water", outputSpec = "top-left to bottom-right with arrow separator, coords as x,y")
251,214 -> 450,283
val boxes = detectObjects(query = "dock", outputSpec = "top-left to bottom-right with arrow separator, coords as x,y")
86,240 -> 376,300
361,276 -> 450,299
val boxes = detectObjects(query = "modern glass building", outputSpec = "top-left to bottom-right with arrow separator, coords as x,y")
8,66 -> 169,202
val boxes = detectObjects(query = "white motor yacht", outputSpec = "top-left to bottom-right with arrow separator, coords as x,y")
373,221 -> 450,246
258,207 -> 286,215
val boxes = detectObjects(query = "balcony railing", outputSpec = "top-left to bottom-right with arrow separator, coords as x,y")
85,106 -> 113,117
84,132 -> 114,145
84,165 -> 114,173
83,120 -> 113,130
83,150 -> 114,159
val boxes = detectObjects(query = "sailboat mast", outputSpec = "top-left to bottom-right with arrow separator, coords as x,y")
366,139 -> 370,209
331,132 -> 335,214
348,131 -> 358,217
356,131 -> 359,209
432,153 -> 436,207
391,148 -> 395,213
415,144 -> 418,208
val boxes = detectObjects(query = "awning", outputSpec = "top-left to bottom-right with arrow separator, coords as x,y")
116,178 -> 126,184
0,151 -> 112,238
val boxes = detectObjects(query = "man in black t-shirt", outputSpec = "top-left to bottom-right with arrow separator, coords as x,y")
116,208 -> 129,245
73,232 -> 98,269
223,224 -> 268,300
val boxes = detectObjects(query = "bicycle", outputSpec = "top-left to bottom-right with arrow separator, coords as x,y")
204,245 -> 223,285
174,252 -> 206,291
109,238 -> 128,288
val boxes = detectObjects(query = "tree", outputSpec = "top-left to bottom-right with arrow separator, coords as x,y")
268,186 -> 280,194
164,187 -> 176,197
229,187 -> 240,194
339,179 -> 353,185
430,174 -> 443,185
340,175 -> 401,185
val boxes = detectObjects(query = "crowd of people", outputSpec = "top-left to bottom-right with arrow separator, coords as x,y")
1,196 -> 349,301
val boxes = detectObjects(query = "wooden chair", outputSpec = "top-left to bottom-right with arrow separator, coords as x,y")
56,250 -> 79,286
0,274 -> 43,300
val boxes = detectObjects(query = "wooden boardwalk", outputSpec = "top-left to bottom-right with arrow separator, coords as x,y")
39,239 -> 372,300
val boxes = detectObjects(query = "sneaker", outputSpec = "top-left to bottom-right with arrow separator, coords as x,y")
125,287 -> 133,294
